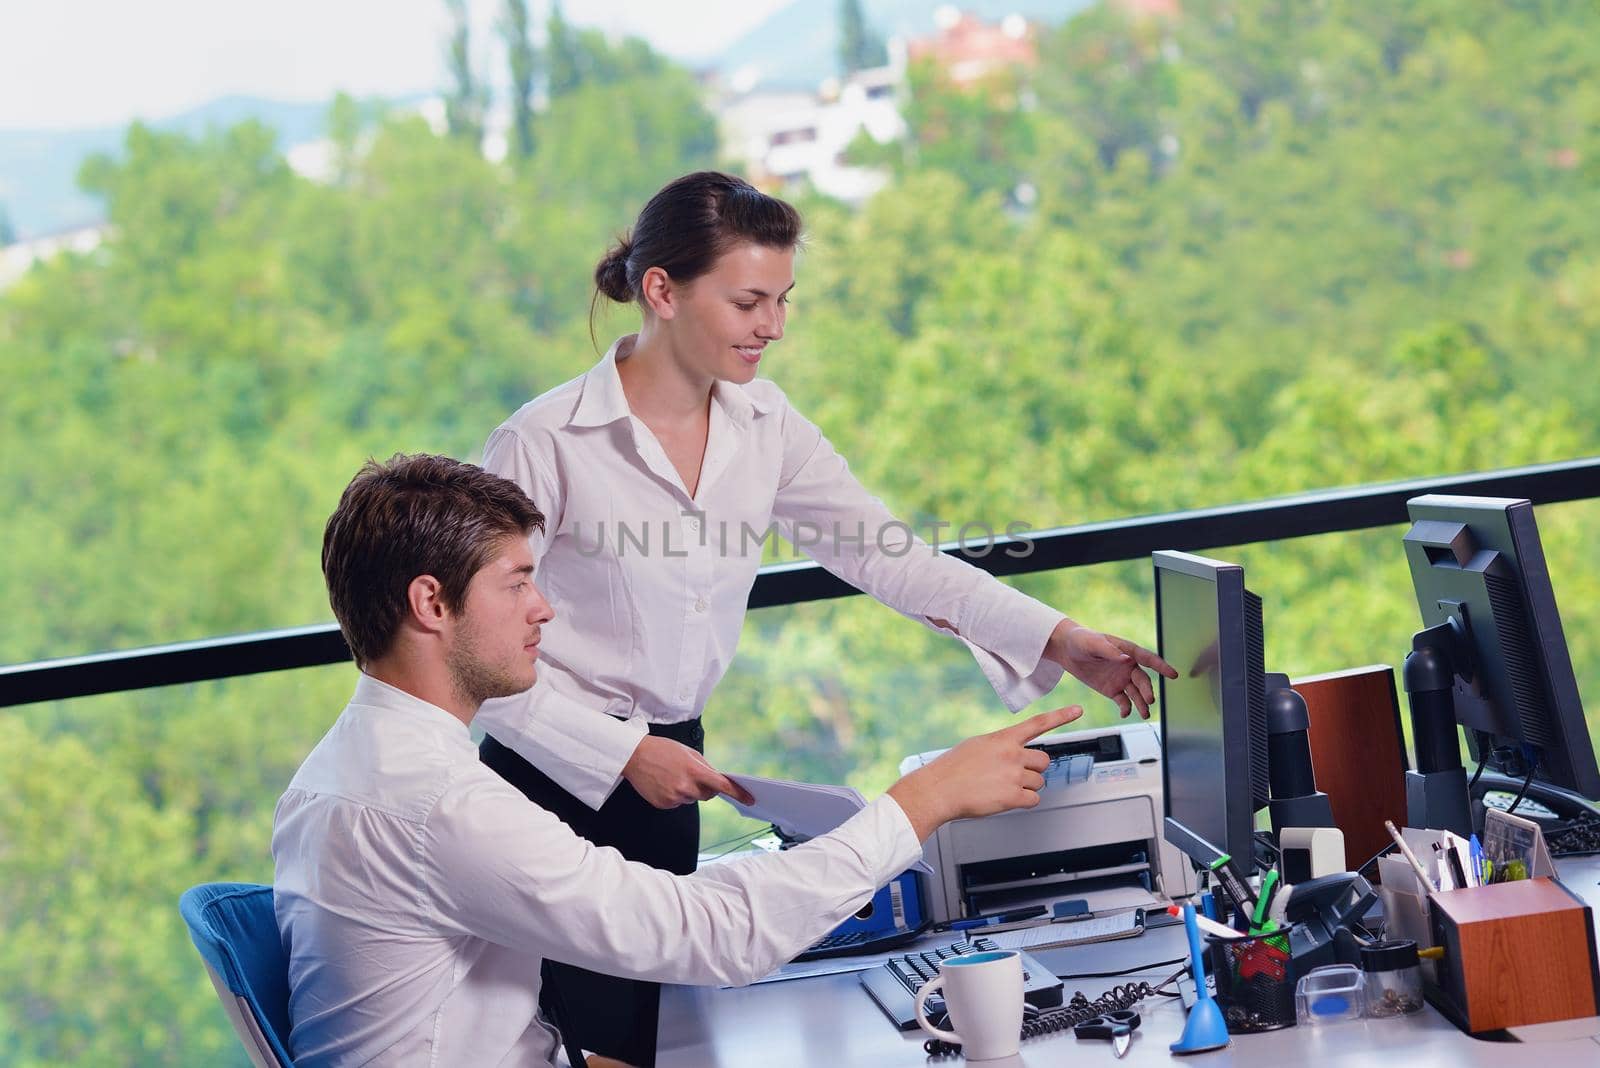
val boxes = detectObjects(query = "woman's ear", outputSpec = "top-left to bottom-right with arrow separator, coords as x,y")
640,266 -> 677,320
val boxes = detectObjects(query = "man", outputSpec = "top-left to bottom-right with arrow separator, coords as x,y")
274,453 -> 1079,1066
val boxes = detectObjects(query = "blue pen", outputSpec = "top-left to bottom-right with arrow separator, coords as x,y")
943,905 -> 1048,932
1469,835 -> 1486,888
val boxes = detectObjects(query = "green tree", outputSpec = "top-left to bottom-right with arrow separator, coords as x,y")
443,0 -> 485,147
546,0 -> 582,98
838,0 -> 887,75
502,0 -> 538,160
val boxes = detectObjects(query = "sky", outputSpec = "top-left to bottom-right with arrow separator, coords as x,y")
0,0 -> 794,129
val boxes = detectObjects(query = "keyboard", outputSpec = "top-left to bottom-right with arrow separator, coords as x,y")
791,923 -> 928,962
858,936 -> 1065,1031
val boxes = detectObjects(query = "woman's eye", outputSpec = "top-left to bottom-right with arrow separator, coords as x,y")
735,302 -> 756,312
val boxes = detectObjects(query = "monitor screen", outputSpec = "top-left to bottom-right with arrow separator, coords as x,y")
1159,566 -> 1229,855
1155,551 -> 1267,870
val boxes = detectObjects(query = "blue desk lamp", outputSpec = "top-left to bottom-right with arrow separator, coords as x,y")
1171,903 -> 1230,1055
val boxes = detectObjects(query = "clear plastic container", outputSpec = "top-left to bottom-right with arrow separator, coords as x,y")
1295,964 -> 1365,1025
1360,940 -> 1425,1017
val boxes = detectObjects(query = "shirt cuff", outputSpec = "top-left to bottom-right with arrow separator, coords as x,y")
475,686 -> 651,809
846,795 -> 927,885
953,591 -> 1068,712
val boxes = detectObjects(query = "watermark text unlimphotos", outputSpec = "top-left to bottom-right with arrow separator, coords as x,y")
572,514 -> 1036,560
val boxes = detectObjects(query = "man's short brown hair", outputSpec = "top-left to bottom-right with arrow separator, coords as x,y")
321,454 -> 545,667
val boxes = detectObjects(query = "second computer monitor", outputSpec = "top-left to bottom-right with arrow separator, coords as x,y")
1155,550 -> 1270,871
1404,494 -> 1600,799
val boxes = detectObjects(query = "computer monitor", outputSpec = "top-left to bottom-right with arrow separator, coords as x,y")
1154,550 -> 1270,871
1401,495 -> 1600,834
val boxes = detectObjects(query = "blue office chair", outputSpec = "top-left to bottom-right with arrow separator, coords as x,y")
179,882 -> 296,1068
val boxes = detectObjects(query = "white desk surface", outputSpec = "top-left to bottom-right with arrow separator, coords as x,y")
659,855 -> 1600,1066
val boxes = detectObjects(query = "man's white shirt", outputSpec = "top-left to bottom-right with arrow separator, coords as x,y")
272,673 -> 922,1067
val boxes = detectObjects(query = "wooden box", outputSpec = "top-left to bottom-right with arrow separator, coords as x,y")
1426,877 -> 1600,1033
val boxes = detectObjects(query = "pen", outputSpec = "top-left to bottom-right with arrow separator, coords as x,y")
1384,820 -> 1438,894
1436,841 -> 1467,891
940,905 -> 1047,932
1166,905 -> 1248,940
1468,835 -> 1486,888
1447,833 -> 1474,889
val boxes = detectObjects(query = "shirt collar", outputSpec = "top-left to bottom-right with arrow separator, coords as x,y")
348,672 -> 474,750
566,334 -> 774,430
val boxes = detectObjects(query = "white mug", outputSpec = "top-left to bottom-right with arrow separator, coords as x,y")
913,949 -> 1025,1060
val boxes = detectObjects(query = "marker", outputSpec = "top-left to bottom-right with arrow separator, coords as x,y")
1250,870 -> 1281,933
940,905 -> 1048,932
1208,855 -> 1258,912
1166,905 -> 1248,940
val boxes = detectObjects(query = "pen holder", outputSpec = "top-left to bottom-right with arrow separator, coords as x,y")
1425,877 -> 1600,1034
1207,925 -> 1299,1033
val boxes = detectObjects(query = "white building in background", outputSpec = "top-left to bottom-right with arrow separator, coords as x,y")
0,223 -> 106,290
715,55 -> 907,205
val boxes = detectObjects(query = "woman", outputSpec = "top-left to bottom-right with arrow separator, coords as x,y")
476,171 -> 1174,1066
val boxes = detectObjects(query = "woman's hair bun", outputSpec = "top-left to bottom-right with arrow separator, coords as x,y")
593,237 -> 634,303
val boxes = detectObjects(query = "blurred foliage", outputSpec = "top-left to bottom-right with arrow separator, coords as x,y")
3,3 -> 1600,1062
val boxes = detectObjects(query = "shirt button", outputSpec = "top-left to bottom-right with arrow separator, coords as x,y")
693,597 -> 709,613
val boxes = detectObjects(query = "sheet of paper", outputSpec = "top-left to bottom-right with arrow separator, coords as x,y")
723,774 -> 867,841
986,914 -> 1141,952
746,950 -> 899,986
723,773 -> 934,875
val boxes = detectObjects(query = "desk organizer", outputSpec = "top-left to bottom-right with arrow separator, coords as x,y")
1426,877 -> 1600,1033
1208,926 -> 1298,1033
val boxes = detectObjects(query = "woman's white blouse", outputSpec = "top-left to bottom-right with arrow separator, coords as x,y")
475,336 -> 1067,809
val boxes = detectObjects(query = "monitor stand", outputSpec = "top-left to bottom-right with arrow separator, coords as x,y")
1264,675 -> 1337,834
1403,624 -> 1473,838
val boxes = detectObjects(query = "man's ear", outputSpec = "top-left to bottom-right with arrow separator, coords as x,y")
640,266 -> 677,320
407,575 -> 449,636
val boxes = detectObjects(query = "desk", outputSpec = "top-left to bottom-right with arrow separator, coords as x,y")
659,855 -> 1600,1066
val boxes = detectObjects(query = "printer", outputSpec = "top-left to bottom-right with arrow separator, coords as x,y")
900,721 -> 1198,923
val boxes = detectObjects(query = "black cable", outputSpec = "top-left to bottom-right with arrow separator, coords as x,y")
1506,757 -> 1541,815
922,959 -> 1188,1057
924,980 -> 1165,1057
1355,840 -> 1398,877
698,825 -> 778,861
1466,730 -> 1490,792
700,823 -> 775,853
1053,956 -> 1187,982
1467,759 -> 1487,792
